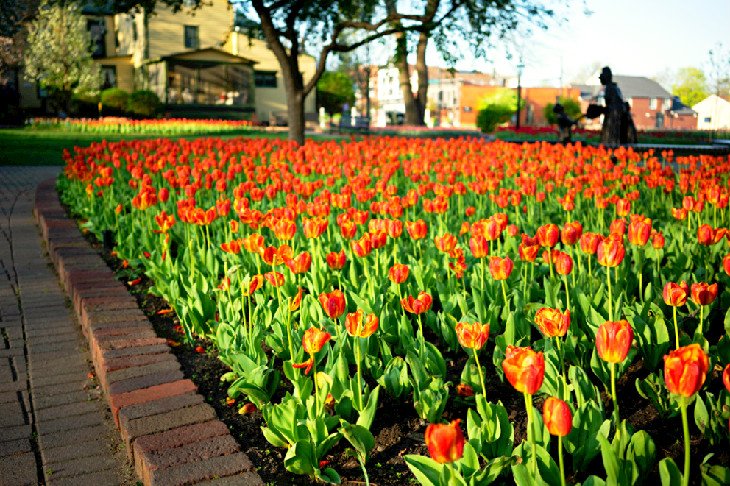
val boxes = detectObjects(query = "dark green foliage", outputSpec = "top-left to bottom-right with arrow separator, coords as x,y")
101,88 -> 129,111
317,71 -> 355,114
126,90 -> 161,117
544,98 -> 582,125
476,88 -> 519,133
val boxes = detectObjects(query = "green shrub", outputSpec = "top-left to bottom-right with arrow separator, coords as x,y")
100,88 -> 129,111
476,88 -> 520,133
544,97 -> 582,125
126,90 -> 161,117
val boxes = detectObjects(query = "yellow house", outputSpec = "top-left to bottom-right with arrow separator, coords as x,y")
22,0 -> 316,121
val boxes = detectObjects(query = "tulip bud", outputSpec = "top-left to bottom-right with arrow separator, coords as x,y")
664,344 -> 709,397
424,420 -> 465,464
542,397 -> 572,437
596,320 -> 633,364
502,345 -> 545,395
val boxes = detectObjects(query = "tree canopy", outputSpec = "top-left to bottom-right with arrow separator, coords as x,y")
24,0 -> 100,112
317,70 -> 355,114
671,67 -> 709,108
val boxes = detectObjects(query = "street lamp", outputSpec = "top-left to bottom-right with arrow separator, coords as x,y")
515,60 -> 524,129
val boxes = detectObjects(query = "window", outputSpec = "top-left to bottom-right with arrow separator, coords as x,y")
649,98 -> 657,110
184,25 -> 199,49
704,117 -> 712,123
101,65 -> 117,89
463,106 -> 473,113
87,19 -> 106,58
254,71 -> 277,88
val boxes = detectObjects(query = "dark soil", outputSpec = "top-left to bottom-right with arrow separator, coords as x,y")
78,227 -> 729,485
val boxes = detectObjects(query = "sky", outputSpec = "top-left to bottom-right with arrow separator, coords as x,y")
413,0 -> 730,87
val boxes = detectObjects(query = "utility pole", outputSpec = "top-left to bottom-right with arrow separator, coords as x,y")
515,58 -> 524,129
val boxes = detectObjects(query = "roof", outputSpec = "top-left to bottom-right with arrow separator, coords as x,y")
575,74 -> 672,100
152,48 -> 257,67
670,96 -> 696,115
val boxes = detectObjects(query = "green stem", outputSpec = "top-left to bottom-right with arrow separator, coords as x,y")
474,350 -> 486,396
607,268 -> 613,321
562,275 -> 571,311
559,435 -> 566,486
312,355 -> 319,417
501,280 -> 509,310
548,250 -> 554,279
556,337 -> 568,402
524,393 -> 537,479
354,338 -> 364,410
611,362 -> 619,428
418,314 -> 425,358
680,396 -> 690,486
673,306 -> 680,349
698,305 -> 704,338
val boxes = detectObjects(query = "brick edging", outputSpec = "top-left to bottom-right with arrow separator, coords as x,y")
34,179 -> 264,486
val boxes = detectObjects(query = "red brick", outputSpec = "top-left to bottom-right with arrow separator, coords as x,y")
93,325 -> 156,340
105,359 -> 181,387
107,369 -> 184,395
121,403 -> 216,456
148,452 -> 256,486
109,379 -> 197,423
104,352 -> 173,373
139,435 -> 240,485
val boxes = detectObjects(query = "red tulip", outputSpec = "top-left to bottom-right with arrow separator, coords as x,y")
628,216 -> 652,246
405,219 -> 428,240
388,263 -> 409,284
664,344 -> 709,397
424,419 -> 465,464
326,250 -> 346,270
319,290 -> 346,319
690,282 -> 718,306
293,327 -> 332,375
663,281 -> 689,307
502,345 -> 545,395
723,363 -> 730,393
401,291 -> 432,314
580,232 -> 602,255
561,221 -> 583,246
697,224 -> 714,246
542,397 -> 572,437
596,320 -> 633,364
434,233 -> 457,253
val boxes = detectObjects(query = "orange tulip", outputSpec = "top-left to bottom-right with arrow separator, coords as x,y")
554,251 -> 573,275
671,207 -> 688,220
597,236 -> 625,267
326,250 -> 346,270
664,343 -> 709,397
405,219 -> 428,240
536,223 -> 559,248
319,290 -> 346,319
518,240 -> 540,262
469,234 -> 489,259
302,216 -> 328,238
580,232 -> 602,255
489,256 -> 514,280
723,363 -> 730,393
724,254 -> 730,276
285,251 -> 312,274
264,271 -> 285,287
289,287 -> 303,312
561,221 -> 583,246
345,310 -> 379,338
596,320 -> 633,364
388,263 -> 409,284
628,216 -> 652,246
615,198 -> 631,217
351,233 -> 373,258
690,282 -> 718,306
697,224 -> 714,246
651,231 -> 665,249
455,322 -> 490,350
502,345 -> 545,395
424,419 -> 465,464
456,383 -> 475,397
534,307 -> 570,338
542,397 -> 572,437
401,291 -> 432,314
293,327 -> 332,375
663,281 -> 689,307
272,218 -> 296,240
434,233 -> 457,253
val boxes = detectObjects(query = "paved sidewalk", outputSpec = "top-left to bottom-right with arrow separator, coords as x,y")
0,166 -> 135,485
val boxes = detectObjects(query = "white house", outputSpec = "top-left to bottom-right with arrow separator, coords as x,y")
693,95 -> 730,130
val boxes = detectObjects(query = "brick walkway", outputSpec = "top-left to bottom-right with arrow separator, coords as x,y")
0,166 -> 136,485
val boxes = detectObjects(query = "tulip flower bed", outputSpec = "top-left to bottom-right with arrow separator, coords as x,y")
58,136 -> 730,485
29,117 -> 258,135
494,127 -> 730,145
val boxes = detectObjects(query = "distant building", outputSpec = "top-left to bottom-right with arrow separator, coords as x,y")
18,0 -> 316,121
575,73 -> 696,130
693,95 -> 730,130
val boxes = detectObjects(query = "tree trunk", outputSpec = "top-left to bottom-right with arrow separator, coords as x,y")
286,82 -> 305,145
395,32 -> 421,126
413,31 -> 429,126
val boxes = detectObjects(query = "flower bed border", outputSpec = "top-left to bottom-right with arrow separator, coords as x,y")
34,178 -> 264,486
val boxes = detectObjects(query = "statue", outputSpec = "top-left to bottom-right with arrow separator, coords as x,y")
586,66 -> 637,145
552,103 -> 583,143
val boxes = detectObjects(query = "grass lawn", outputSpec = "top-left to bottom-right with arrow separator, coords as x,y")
0,128 -> 286,166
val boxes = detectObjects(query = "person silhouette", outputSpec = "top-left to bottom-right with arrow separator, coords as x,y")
553,103 -> 582,143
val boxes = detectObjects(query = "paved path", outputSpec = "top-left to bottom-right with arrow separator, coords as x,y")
0,166 -> 135,486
